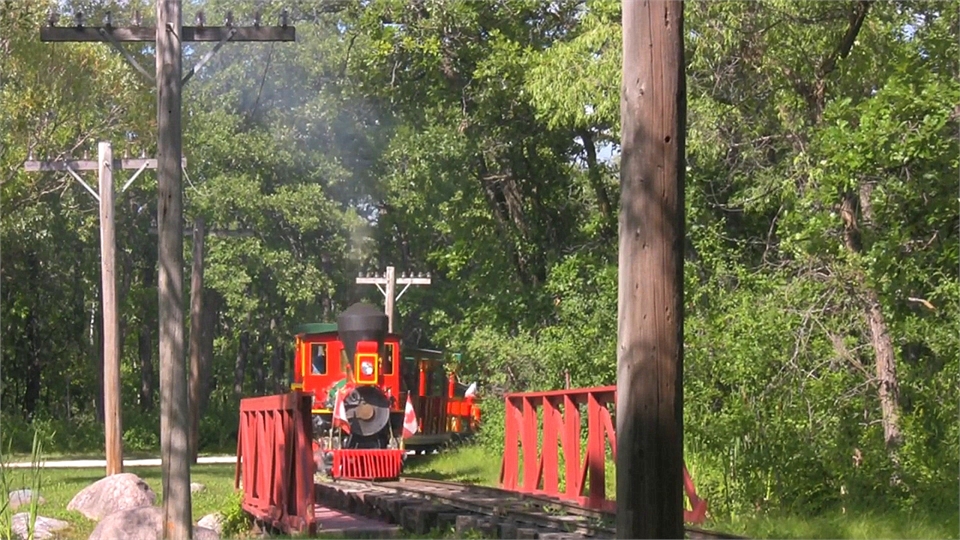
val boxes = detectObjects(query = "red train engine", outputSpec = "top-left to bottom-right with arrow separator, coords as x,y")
291,302 -> 479,479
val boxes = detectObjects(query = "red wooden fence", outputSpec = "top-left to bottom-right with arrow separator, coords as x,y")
235,391 -> 316,535
499,386 -> 707,524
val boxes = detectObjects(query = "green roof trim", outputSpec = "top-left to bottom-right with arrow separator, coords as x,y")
294,322 -> 338,335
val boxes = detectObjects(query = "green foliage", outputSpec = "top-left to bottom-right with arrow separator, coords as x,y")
219,490 -> 253,538
0,429 -> 46,540
2,1 -> 957,536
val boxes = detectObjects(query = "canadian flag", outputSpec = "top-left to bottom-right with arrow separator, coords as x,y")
332,386 -> 351,434
402,395 -> 419,439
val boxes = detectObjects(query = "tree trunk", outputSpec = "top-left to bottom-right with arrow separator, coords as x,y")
139,251 -> 156,412
234,331 -> 250,398
198,289 -> 218,415
272,341 -> 286,393
188,218 -> 205,463
865,292 -> 902,449
842,190 -> 902,451
138,321 -> 154,411
254,333 -> 268,396
578,128 -> 615,238
23,310 -> 42,418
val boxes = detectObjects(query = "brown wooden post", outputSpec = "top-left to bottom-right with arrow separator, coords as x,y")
24,148 -> 162,476
156,0 -> 191,535
616,0 -> 686,538
37,7 -> 295,537
384,266 -> 396,333
188,217 -> 205,463
99,142 -> 123,476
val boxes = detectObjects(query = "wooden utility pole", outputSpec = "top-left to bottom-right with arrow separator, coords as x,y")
356,266 -> 431,333
40,5 -> 294,538
188,217 -> 205,463
24,143 -> 163,476
97,142 -> 121,477
616,1 -> 686,538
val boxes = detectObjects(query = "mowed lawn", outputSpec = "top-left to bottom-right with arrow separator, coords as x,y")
2,463 -> 238,540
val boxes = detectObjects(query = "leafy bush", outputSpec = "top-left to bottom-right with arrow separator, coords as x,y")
219,490 -> 252,537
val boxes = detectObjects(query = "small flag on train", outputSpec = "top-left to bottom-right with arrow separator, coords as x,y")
464,382 -> 477,398
333,386 -> 351,434
402,395 -> 418,438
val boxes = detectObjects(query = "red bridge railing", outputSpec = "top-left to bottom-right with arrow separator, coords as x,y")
235,391 -> 316,535
499,386 -> 707,524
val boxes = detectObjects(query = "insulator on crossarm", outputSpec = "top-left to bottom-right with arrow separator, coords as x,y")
104,11 -> 112,27
225,10 -> 234,26
140,148 -> 146,158
74,11 -> 84,28
253,10 -> 261,27
134,11 -> 142,27
280,8 -> 289,27
196,10 -> 205,28
401,272 -> 407,278
27,151 -> 34,161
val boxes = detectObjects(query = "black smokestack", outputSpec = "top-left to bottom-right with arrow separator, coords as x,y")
337,302 -> 387,361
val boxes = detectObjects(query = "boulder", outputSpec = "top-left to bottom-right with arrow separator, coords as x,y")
197,512 -> 223,534
67,473 -> 156,521
10,513 -> 70,540
8,489 -> 45,511
88,506 -> 219,540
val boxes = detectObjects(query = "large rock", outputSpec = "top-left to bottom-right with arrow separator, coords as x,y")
67,473 -> 156,521
197,512 -> 223,534
8,489 -> 45,511
88,506 -> 219,540
11,513 -> 70,540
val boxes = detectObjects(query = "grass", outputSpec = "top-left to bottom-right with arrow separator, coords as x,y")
0,463 -> 239,540
711,506 -> 960,539
402,445 -> 502,487
400,444 -> 959,540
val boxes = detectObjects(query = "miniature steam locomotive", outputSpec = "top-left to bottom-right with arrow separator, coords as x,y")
290,303 -> 480,479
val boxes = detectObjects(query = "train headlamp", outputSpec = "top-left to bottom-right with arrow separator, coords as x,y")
360,360 -> 374,376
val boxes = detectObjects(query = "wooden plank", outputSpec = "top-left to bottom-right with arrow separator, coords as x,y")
41,25 -> 295,42
616,0 -> 686,538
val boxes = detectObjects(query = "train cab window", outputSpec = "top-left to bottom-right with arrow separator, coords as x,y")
401,357 -> 418,393
383,344 -> 395,375
428,365 -> 446,396
310,343 -> 327,375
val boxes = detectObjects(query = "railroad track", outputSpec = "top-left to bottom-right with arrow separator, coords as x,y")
315,475 -> 745,539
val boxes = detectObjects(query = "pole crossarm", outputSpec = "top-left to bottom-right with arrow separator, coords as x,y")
355,276 -> 432,286
40,26 -> 295,42
24,157 -> 184,172
356,266 -> 432,333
